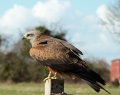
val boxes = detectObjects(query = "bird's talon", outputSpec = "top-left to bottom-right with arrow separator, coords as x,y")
43,77 -> 51,81
51,76 -> 57,79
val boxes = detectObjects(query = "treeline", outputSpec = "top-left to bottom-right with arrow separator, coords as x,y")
0,26 -> 110,82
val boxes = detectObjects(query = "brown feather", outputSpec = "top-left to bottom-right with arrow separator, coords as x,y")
28,34 -> 110,94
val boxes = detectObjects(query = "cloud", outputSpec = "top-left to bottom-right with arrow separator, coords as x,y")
79,28 -> 120,62
0,0 -> 70,37
96,4 -> 112,23
97,4 -> 120,41
33,0 -> 70,23
0,5 -> 36,35
67,7 -> 120,63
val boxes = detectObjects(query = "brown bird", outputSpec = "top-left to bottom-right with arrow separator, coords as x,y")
22,30 -> 110,94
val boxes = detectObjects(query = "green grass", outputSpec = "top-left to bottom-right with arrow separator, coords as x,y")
0,82 -> 119,95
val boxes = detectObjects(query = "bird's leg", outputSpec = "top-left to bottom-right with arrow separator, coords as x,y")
51,72 -> 57,79
43,71 -> 52,81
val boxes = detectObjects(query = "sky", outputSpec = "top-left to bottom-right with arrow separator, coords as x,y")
0,0 -> 120,64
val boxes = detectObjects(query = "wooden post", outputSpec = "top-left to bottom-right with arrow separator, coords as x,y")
44,79 -> 68,95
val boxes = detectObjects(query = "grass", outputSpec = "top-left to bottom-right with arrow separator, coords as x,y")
0,82 -> 119,95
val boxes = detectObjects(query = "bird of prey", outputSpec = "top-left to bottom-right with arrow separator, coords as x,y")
22,30 -> 110,93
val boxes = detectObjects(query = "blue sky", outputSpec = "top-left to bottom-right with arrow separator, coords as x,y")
0,0 -> 110,15
0,0 -> 119,64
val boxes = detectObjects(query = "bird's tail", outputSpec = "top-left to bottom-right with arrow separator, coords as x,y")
71,64 -> 111,94
87,81 -> 111,94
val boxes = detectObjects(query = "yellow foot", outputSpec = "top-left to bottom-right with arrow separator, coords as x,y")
51,76 -> 57,79
43,76 -> 58,81
43,77 -> 51,81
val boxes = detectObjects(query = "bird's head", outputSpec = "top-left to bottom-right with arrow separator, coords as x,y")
22,30 -> 41,43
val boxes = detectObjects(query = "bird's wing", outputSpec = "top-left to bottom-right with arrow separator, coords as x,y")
51,38 -> 86,67
29,38 -> 105,83
55,38 -> 83,55
30,36 -> 84,66
29,37 -> 67,63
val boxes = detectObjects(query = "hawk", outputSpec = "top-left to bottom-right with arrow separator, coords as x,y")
22,30 -> 110,93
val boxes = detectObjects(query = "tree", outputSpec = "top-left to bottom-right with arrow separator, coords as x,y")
35,26 -> 66,40
99,0 -> 120,41
0,35 -> 2,47
0,35 -> 6,50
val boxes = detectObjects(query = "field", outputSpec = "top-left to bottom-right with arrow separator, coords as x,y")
0,82 -> 119,95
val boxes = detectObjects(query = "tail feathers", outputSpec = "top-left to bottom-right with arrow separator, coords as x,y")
73,68 -> 105,85
89,70 -> 105,85
87,82 -> 111,94
71,65 -> 110,94
87,82 -> 100,92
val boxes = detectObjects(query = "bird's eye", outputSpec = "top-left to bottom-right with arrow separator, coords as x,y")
27,34 -> 34,37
